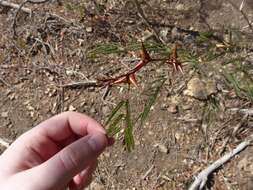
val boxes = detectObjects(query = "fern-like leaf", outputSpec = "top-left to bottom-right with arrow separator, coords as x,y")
124,100 -> 135,152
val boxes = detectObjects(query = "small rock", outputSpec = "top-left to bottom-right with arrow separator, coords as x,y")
160,28 -> 169,41
167,104 -> 178,114
184,77 -> 217,100
68,105 -> 76,111
66,70 -> 75,76
85,27 -> 93,33
102,106 -> 109,115
103,152 -> 110,158
141,30 -> 153,41
171,27 -> 181,40
49,76 -> 54,81
174,132 -> 181,140
90,107 -> 97,114
157,144 -> 169,154
175,3 -> 185,11
148,131 -> 154,136
1,112 -> 8,118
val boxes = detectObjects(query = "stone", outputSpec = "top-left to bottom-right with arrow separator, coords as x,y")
175,3 -> 186,11
158,144 -> 169,154
1,112 -> 8,118
171,27 -> 181,40
184,77 -> 217,100
68,105 -> 76,111
85,27 -> 93,33
167,104 -> 178,114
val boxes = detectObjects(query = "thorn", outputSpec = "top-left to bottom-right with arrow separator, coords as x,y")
178,65 -> 184,74
129,74 -> 138,88
140,42 -> 151,62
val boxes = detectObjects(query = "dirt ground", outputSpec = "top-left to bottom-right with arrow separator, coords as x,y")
0,0 -> 253,189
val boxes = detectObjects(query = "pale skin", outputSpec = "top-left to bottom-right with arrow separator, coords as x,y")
0,112 -> 113,190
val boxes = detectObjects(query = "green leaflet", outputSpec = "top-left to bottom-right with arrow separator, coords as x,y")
124,100 -> 135,152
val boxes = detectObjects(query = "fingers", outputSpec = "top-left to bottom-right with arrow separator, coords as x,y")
31,111 -> 106,142
28,133 -> 107,189
69,160 -> 98,190
1,112 -> 107,168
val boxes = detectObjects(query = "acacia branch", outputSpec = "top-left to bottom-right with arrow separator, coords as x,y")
98,43 -> 182,87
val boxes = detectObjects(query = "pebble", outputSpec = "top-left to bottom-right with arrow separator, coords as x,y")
171,27 -> 181,40
1,112 -> 8,118
167,104 -> 178,114
158,144 -> 169,154
184,77 -> 217,100
68,105 -> 76,111
85,27 -> 93,33
175,3 -> 186,11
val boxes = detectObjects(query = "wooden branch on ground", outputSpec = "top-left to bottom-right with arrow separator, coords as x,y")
229,108 -> 253,116
189,136 -> 253,190
0,0 -> 31,14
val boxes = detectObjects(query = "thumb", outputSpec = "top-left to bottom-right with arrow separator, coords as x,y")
29,133 -> 107,189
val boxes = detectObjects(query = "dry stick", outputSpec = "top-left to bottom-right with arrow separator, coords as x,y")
189,136 -> 253,190
0,78 -> 11,87
60,80 -> 98,88
229,108 -> 253,116
0,0 -> 31,14
132,0 -> 166,45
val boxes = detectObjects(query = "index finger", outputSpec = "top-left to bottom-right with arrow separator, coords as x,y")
33,111 -> 106,142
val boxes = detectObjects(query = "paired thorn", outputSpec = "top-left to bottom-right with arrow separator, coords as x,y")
166,44 -> 184,74
97,43 -> 183,87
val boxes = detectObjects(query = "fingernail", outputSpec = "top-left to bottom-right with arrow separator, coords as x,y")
88,133 -> 107,154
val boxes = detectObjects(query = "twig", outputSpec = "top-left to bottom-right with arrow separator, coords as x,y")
132,0 -> 165,44
189,136 -> 253,190
0,138 -> 11,148
98,43 -> 182,87
60,80 -> 98,88
229,108 -> 253,116
0,78 -> 11,87
0,0 -> 31,14
142,165 -> 154,180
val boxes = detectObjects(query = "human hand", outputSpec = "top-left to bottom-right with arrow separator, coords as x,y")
0,112 -> 112,190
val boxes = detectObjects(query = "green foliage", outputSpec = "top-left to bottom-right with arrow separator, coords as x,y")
106,114 -> 124,137
224,72 -> 244,99
87,43 -> 125,58
247,85 -> 253,104
87,42 -> 169,59
178,48 -> 199,70
196,31 -> 214,43
124,100 -> 135,151
105,100 -> 126,126
138,78 -> 166,127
